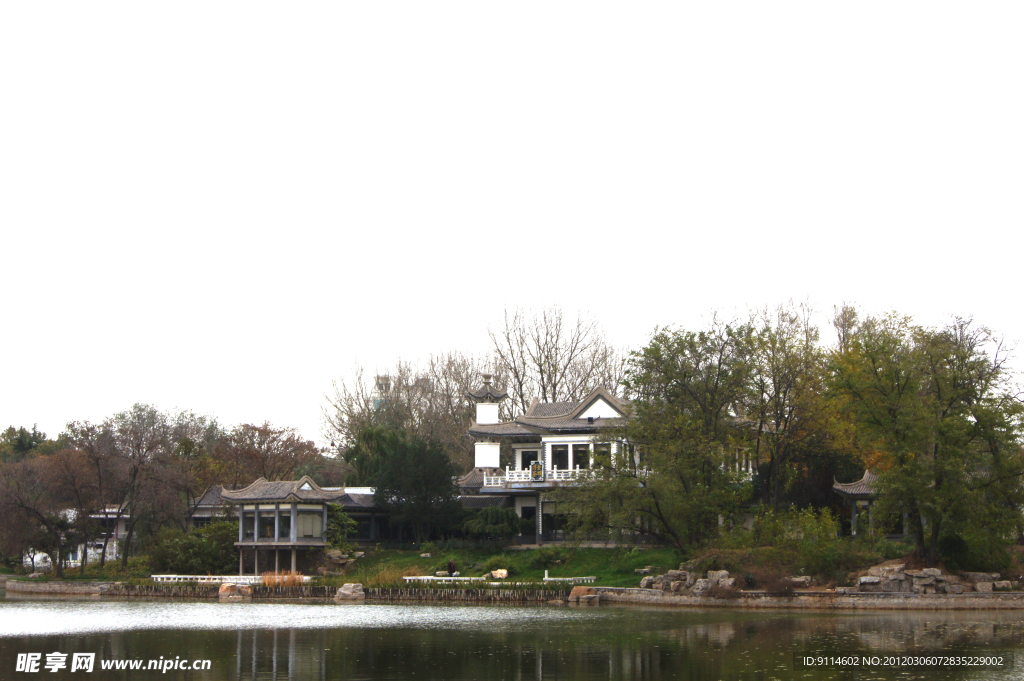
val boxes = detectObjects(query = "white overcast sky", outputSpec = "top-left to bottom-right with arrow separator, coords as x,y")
2,3 -> 1022,446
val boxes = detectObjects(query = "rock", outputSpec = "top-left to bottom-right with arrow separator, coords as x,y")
634,568 -> 651,574
912,576 -> 935,587
922,568 -> 942,577
218,583 -> 237,596
569,586 -> 595,599
579,595 -> 601,605
707,570 -> 730,588
975,582 -> 994,593
353,552 -> 364,558
324,549 -> 348,563
665,570 -> 684,579
720,577 -> 736,589
335,583 -> 365,602
882,579 -> 901,593
435,572 -> 449,577
994,581 -> 1012,591
237,585 -> 253,596
27,573 -> 44,579
924,586 -> 936,595
639,576 -> 655,589
962,572 -> 1000,583
420,553 -> 432,558
491,569 -> 507,579
835,586 -> 857,594
789,576 -> 812,588
685,572 -> 696,588
947,584 -> 964,594
691,579 -> 711,596
869,564 -> 905,577
858,576 -> 882,593
904,570 -> 924,578
669,580 -> 683,592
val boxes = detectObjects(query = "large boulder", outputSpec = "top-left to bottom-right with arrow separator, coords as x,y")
707,570 -> 730,588
994,581 -> 1012,592
639,576 -> 655,589
218,583 -> 237,596
974,581 -> 994,593
691,579 -> 711,597
858,576 -> 882,593
335,583 -> 365,602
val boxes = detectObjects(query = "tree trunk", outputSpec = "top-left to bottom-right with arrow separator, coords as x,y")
927,517 -> 942,567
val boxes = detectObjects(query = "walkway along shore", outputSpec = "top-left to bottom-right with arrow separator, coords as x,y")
8,578 -> 1024,609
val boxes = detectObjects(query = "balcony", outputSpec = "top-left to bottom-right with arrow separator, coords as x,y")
483,467 -> 591,487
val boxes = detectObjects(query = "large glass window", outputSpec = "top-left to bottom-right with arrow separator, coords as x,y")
278,513 -> 291,539
594,443 -> 611,461
551,445 -> 569,470
520,450 -> 539,470
572,444 -> 590,469
297,512 -> 323,538
243,513 -> 255,540
258,511 -> 275,539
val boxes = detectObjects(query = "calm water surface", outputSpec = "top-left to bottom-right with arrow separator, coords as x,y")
1,594 -> 1023,680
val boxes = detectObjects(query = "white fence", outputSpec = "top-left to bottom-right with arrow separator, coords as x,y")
483,467 -> 591,487
150,575 -> 312,585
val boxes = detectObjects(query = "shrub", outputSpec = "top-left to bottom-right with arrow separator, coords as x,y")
147,522 -> 237,575
529,547 -> 569,569
481,555 -> 517,577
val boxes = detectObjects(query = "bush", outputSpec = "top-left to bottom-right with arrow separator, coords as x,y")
529,547 -> 569,569
147,522 -> 237,575
462,507 -> 520,542
481,555 -> 517,577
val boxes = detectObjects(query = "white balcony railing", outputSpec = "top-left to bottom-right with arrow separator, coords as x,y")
483,467 -> 591,487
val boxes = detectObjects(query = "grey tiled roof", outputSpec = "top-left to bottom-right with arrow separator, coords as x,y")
459,495 -> 513,509
221,476 -> 348,503
457,467 -> 504,490
833,470 -> 878,498
467,422 -> 535,437
516,416 -> 625,432
467,385 -> 509,402
194,485 -> 233,508
527,401 -> 577,417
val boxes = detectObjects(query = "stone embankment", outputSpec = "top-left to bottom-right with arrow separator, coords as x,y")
844,565 -> 1014,595
568,563 -> 1024,610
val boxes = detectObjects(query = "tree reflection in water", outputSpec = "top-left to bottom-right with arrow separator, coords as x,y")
0,601 -> 1022,680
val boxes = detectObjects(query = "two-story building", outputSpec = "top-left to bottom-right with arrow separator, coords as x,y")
464,375 -> 631,543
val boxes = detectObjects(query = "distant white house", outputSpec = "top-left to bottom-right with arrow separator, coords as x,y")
23,507 -> 128,571
461,375 -> 633,543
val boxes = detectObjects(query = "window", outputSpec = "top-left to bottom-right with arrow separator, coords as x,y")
297,512 -> 323,538
551,445 -> 569,470
278,514 -> 291,539
572,444 -> 590,469
520,450 -> 539,470
594,443 -> 611,461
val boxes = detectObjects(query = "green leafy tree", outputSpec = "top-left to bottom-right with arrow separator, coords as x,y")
363,428 -> 463,543
326,503 -> 357,549
462,506 -> 520,543
833,315 -> 1024,566
562,319 -> 753,550
147,521 -> 238,575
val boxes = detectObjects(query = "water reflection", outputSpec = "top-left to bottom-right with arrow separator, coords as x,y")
0,599 -> 1021,680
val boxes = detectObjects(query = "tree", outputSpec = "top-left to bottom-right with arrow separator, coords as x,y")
0,425 -> 61,462
833,315 -> 1024,566
562,319 -> 752,550
325,352 -> 492,474
462,506 -> 520,544
218,423 -> 318,484
361,428 -> 462,543
489,306 -> 625,419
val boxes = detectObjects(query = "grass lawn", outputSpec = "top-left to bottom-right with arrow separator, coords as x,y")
331,545 -> 684,588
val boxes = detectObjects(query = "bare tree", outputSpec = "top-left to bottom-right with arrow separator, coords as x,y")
324,352 -> 496,474
489,306 -> 625,418
219,423 -> 319,483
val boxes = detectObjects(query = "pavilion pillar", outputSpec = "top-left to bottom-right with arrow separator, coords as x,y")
238,511 -> 245,542
274,505 -> 280,543
850,502 -> 857,537
291,548 -> 296,573
275,549 -> 279,573
290,504 -> 297,542
535,494 -> 542,545
239,548 -> 243,576
322,505 -> 328,538
254,546 -> 258,577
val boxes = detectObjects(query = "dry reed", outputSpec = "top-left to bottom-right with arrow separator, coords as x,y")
261,571 -> 304,587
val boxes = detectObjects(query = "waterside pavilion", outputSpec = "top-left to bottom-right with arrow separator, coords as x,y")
222,476 -> 347,575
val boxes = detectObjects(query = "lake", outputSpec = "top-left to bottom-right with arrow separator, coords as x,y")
1,596 -> 1022,680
